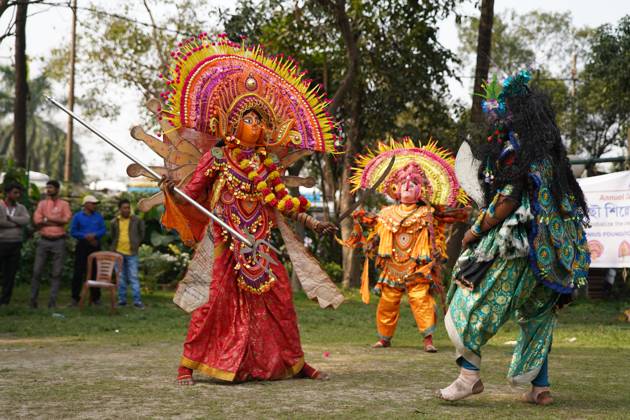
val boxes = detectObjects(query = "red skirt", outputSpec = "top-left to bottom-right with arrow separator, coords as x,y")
180,236 -> 305,382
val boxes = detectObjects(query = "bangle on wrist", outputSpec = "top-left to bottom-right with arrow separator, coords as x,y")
470,226 -> 482,237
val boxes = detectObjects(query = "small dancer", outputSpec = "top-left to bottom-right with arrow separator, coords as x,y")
342,139 -> 469,352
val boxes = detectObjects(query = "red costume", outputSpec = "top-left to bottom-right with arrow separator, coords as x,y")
170,148 -> 308,381
127,35 -> 343,383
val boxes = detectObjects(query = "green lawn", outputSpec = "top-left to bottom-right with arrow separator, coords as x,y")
1,285 -> 629,419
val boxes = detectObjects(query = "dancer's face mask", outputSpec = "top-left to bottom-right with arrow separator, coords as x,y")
400,180 -> 421,204
237,111 -> 263,147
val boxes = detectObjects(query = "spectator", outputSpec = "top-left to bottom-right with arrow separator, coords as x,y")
111,198 -> 145,309
0,182 -> 30,306
30,180 -> 72,309
70,195 -> 106,306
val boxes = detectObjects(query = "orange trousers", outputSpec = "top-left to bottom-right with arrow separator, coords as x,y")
376,283 -> 436,340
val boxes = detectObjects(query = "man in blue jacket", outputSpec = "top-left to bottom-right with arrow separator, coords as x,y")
70,195 -> 106,306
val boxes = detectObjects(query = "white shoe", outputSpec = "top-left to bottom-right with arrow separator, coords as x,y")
436,369 -> 484,401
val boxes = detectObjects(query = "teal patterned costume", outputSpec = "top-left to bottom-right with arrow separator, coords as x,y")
447,158 -> 590,384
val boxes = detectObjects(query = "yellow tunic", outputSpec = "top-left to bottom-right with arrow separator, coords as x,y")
373,204 -> 445,338
116,216 -> 132,256
343,203 -> 448,340
374,204 -> 436,288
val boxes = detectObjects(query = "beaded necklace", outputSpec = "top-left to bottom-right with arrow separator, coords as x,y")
232,147 -> 310,214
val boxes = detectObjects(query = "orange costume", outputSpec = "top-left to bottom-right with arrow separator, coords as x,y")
343,139 -> 468,351
126,34 -> 343,383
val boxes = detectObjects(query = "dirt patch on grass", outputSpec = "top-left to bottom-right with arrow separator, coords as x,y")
2,290 -> 629,418
5,339 -> 628,419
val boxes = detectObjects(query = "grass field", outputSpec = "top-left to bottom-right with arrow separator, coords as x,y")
1,284 -> 629,419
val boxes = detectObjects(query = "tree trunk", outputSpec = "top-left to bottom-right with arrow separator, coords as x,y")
313,0 -> 361,287
28,119 -> 37,170
316,0 -> 361,289
13,0 -> 28,168
318,54 -> 337,221
470,0 -> 494,123
340,89 -> 362,288
447,0 -> 494,270
64,0 -> 78,183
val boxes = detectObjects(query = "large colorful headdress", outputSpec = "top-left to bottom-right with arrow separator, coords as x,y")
160,33 -> 341,153
350,138 -> 468,206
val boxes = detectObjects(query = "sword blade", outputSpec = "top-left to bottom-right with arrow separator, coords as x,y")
370,155 -> 397,193
338,156 -> 396,222
337,199 -> 363,222
46,96 -> 256,248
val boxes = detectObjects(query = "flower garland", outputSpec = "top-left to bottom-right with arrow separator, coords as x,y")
234,148 -> 310,214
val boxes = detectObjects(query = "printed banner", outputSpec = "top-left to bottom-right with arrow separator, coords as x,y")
577,171 -> 630,268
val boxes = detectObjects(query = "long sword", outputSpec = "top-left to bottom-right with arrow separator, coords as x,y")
46,96 -> 279,256
338,156 -> 396,222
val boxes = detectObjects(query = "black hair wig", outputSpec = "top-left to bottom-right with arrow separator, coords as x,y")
474,86 -> 589,226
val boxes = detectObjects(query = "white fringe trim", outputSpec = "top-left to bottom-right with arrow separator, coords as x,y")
472,204 -> 533,262
444,309 -> 481,369
508,366 -> 541,387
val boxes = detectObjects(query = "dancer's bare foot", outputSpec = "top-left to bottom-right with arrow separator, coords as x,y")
423,335 -> 438,353
522,386 -> 553,405
177,375 -> 195,386
436,369 -> 484,401
372,339 -> 391,348
313,370 -> 330,381
177,366 -> 194,386
296,362 -> 330,380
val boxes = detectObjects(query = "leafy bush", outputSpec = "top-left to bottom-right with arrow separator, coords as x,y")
322,261 -> 343,284
137,244 -> 190,291
0,157 -> 41,212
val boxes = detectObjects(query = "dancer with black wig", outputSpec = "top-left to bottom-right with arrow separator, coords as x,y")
437,71 -> 590,405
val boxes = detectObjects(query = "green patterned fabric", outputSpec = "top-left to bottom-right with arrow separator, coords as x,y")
446,255 -> 558,384
528,159 -> 590,294
445,158 -> 589,385
448,192 -> 560,384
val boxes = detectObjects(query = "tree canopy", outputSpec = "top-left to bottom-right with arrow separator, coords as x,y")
219,0 -> 463,285
0,65 -> 85,182
457,10 -> 630,163
576,15 -> 630,162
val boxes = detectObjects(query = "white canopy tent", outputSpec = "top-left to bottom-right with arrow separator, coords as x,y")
0,170 -> 50,188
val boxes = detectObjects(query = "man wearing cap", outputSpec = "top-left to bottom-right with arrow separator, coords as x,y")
31,180 -> 72,309
70,195 -> 106,306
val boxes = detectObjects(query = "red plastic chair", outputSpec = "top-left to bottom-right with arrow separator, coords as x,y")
79,251 -> 123,312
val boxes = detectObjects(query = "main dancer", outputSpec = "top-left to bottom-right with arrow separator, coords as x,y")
155,34 -> 342,385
